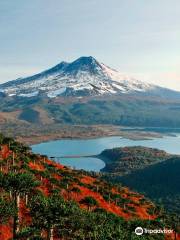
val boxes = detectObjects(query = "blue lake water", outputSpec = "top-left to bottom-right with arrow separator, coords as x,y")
32,134 -> 180,172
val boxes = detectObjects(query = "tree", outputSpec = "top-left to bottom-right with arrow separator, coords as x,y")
0,198 -> 16,224
0,172 -> 40,238
29,194 -> 78,240
80,196 -> 99,211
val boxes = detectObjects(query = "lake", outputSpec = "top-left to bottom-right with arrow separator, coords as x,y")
32,134 -> 180,172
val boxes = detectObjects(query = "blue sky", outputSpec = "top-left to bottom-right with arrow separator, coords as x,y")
0,0 -> 180,90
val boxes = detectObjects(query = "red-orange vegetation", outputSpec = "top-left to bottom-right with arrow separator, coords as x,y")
36,178 -> 50,196
54,163 -> 64,170
52,173 -> 62,180
69,185 -> 131,219
1,145 -> 12,159
129,195 -> 143,204
112,189 -> 156,220
28,162 -> 45,171
0,224 -> 12,240
165,231 -> 180,240
135,205 -> 156,220
81,176 -> 95,185
19,199 -> 32,226
45,159 -> 64,170
37,185 -> 49,196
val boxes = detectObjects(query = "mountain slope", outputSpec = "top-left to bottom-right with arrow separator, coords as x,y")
118,157 -> 180,215
99,146 -> 180,215
0,134 -> 179,239
1,93 -> 180,128
100,146 -> 172,175
1,56 -> 180,129
1,56 -> 180,99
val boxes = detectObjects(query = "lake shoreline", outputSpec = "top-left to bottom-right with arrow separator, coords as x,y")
23,129 -> 166,146
32,134 -> 180,171
1,122 -> 176,146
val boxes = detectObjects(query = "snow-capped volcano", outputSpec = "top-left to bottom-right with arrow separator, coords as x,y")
0,56 -> 178,98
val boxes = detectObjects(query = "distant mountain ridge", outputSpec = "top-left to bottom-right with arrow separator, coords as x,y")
1,56 -> 180,99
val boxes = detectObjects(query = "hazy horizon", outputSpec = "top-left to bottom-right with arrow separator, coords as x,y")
0,0 -> 180,91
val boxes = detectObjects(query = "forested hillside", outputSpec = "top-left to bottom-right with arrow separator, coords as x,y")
100,146 -> 171,175
100,146 -> 180,218
118,158 -> 180,215
1,94 -> 180,127
0,134 -> 179,239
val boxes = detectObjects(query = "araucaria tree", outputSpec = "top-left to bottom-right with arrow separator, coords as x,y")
0,172 -> 39,238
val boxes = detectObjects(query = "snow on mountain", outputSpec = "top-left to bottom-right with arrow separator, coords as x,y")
0,56 -> 171,98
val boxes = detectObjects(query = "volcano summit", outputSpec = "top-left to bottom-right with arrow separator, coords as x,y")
2,56 -> 179,99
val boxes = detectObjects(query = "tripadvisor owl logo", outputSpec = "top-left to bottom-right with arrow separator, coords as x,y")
135,227 -> 144,235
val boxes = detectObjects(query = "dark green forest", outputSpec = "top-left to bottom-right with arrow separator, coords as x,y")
1,94 -> 180,127
100,146 -> 180,216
